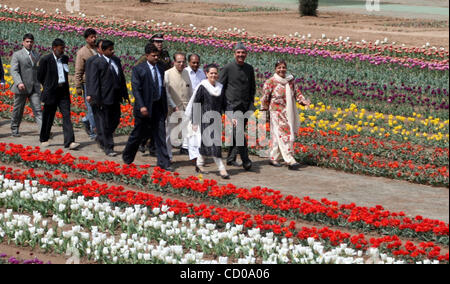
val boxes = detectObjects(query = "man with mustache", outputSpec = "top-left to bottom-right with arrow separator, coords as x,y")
219,42 -> 256,171
10,33 -> 42,137
37,38 -> 79,150
135,34 -> 172,156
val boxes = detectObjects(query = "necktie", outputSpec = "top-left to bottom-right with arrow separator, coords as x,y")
153,66 -> 161,100
29,51 -> 37,66
109,59 -> 120,85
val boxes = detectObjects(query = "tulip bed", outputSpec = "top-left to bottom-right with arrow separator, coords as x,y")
289,128 -> 449,186
0,143 -> 448,247
0,164 -> 448,264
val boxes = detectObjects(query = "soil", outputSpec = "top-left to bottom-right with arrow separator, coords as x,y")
1,0 -> 449,49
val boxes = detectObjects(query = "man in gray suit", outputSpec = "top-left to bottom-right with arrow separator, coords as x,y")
10,33 -> 42,137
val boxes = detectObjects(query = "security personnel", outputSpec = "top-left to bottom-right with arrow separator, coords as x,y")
135,34 -> 173,155
135,34 -> 172,71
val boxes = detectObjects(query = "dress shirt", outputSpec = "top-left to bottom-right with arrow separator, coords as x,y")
27,49 -> 38,67
147,61 -> 163,97
53,53 -> 66,84
103,55 -> 119,75
185,66 -> 206,90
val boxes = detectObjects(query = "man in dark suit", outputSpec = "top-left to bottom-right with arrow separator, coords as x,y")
136,34 -> 172,156
86,40 -> 129,157
37,38 -> 79,150
0,56 -> 5,87
122,43 -> 172,171
219,42 -> 256,171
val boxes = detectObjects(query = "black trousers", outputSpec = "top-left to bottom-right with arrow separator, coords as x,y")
123,101 -> 170,169
227,118 -> 251,165
92,103 -> 121,153
40,93 -> 75,148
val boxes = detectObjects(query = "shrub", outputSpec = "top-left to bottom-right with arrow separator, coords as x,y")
299,0 -> 319,16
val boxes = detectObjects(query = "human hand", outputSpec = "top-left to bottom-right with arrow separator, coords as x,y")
18,83 -> 26,92
299,96 -> 311,108
86,96 -> 92,103
192,124 -> 199,132
141,107 -> 149,117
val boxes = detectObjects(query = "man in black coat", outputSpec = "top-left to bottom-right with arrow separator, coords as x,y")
37,38 -> 79,150
86,40 -> 129,157
0,56 -> 5,86
219,42 -> 256,171
122,43 -> 172,171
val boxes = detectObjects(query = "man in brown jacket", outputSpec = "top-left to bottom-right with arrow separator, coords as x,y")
75,28 -> 98,140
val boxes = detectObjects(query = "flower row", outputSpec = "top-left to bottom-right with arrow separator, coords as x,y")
0,176 -> 383,264
0,7 -> 448,62
2,61 -> 448,147
0,172 -> 447,264
0,143 -> 448,245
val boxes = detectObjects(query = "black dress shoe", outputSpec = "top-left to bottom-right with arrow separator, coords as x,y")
288,163 -> 301,171
179,148 -> 189,155
164,166 -> 175,172
227,161 -> 243,167
243,161 -> 253,171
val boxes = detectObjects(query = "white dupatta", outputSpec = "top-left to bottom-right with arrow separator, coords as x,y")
184,79 -> 223,160
273,73 -> 300,142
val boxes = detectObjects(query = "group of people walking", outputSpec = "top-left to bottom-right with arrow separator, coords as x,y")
0,28 -> 310,179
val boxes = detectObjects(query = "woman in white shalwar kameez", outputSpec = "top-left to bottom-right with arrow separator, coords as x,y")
184,65 -> 230,179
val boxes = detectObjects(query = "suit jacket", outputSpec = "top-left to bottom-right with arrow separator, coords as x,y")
37,53 -> 70,105
10,48 -> 41,95
86,55 -> 128,106
84,54 -> 101,95
0,56 -> 4,83
131,62 -> 168,119
219,61 -> 256,112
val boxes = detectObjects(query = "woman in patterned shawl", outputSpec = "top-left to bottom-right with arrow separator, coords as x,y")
261,60 -> 311,170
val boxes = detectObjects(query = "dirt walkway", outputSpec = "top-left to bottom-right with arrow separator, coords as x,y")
0,120 -> 448,222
